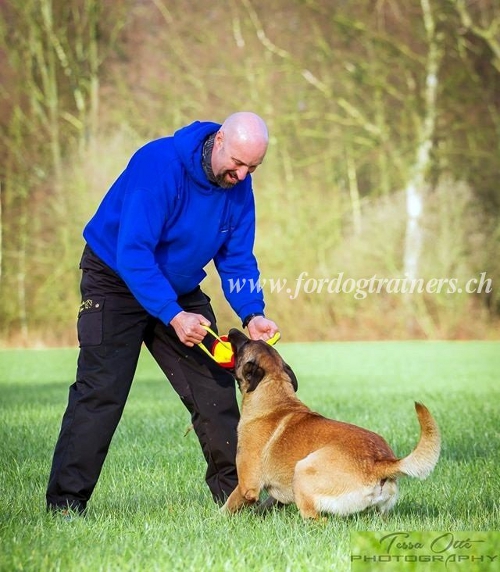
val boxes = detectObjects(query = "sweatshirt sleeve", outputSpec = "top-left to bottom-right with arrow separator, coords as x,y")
214,187 -> 265,321
115,158 -> 183,325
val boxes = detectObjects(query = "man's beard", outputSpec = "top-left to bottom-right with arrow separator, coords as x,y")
215,170 -> 239,189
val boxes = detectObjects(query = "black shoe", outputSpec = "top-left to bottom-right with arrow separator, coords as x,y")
254,496 -> 287,515
47,502 -> 85,520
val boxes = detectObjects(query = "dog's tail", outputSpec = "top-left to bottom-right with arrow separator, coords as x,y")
376,402 -> 441,480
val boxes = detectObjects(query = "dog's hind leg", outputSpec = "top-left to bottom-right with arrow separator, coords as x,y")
292,455 -> 323,519
374,478 -> 399,514
293,450 -> 372,519
294,491 -> 319,519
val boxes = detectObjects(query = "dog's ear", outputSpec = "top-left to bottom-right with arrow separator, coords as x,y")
242,361 -> 265,392
284,363 -> 298,392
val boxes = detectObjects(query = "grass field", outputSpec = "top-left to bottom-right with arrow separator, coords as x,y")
1,341 -> 499,571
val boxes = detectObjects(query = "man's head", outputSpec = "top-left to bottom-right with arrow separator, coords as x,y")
211,112 -> 269,189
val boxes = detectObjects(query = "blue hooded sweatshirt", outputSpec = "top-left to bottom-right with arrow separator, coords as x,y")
83,121 -> 264,325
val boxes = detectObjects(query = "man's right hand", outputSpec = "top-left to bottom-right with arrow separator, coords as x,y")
170,311 -> 210,346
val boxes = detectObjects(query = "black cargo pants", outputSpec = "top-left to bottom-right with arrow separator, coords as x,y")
46,245 -> 239,513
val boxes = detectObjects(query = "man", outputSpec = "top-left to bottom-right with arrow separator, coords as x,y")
46,111 -> 279,514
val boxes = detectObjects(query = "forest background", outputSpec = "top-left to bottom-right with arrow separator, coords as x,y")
0,0 -> 499,346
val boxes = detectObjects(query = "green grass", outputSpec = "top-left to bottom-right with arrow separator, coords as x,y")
1,341 -> 499,571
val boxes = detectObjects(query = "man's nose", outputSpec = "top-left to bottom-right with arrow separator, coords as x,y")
236,166 -> 249,180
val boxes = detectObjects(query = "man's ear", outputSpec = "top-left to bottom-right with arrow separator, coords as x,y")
284,363 -> 298,391
242,361 -> 265,392
215,129 -> 224,147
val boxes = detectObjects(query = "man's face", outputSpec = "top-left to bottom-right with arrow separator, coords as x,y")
211,132 -> 267,189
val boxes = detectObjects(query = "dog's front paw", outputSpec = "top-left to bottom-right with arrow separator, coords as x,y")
221,486 -> 260,514
220,489 -> 245,514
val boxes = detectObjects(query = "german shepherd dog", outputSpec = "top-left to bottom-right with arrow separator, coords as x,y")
222,329 -> 441,519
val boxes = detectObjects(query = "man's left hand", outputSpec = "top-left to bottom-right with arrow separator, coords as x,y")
246,316 -> 279,342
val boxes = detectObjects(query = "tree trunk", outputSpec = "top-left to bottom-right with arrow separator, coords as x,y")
403,0 -> 441,336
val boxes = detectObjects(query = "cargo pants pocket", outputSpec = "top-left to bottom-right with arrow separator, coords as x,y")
77,296 -> 105,347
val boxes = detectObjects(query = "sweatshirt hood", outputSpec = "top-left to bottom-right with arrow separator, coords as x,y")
173,121 -> 221,191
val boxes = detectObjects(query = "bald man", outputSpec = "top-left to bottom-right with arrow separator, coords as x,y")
46,112 -> 278,516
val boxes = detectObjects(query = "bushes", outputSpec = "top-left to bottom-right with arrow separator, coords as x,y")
208,178 -> 499,341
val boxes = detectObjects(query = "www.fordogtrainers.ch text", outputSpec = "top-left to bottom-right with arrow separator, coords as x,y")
227,272 -> 493,300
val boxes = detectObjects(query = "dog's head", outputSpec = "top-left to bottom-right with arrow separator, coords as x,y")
228,329 -> 298,394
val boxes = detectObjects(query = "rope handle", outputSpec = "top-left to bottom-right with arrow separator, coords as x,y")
198,325 -> 232,360
198,325 -> 281,364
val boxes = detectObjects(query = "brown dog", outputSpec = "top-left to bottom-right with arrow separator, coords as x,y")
222,329 -> 441,519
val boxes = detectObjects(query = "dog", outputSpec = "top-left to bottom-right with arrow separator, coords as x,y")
222,329 -> 441,519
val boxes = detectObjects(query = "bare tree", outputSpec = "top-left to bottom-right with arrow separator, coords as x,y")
403,0 -> 441,281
